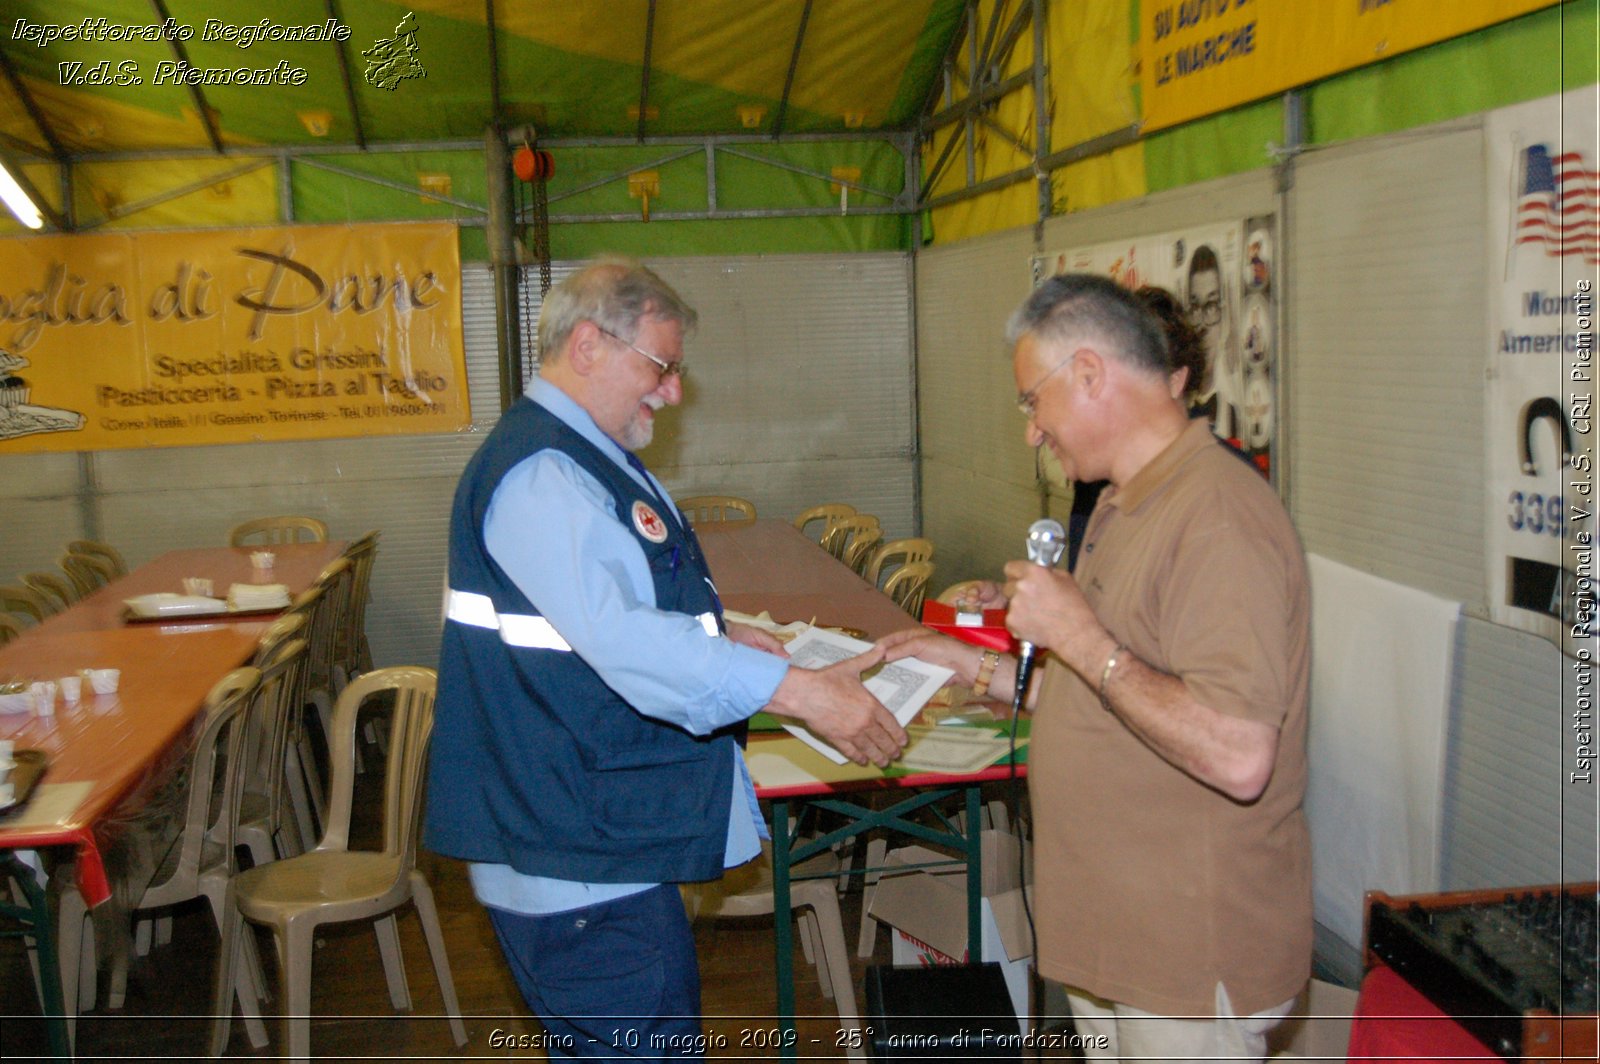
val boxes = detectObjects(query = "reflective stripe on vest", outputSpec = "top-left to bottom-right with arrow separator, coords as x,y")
445,589 -> 718,649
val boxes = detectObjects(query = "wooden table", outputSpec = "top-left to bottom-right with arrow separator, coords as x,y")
699,519 -> 921,639
0,538 -> 347,901
33,542 -> 344,636
701,521 -> 1027,1056
0,627 -> 264,905
0,540 -> 344,1058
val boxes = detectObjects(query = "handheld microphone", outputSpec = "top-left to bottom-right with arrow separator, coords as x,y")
1014,518 -> 1067,697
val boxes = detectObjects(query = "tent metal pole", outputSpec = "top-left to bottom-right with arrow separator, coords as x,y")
485,125 -> 522,411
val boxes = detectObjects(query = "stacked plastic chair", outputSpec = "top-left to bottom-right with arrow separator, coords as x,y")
228,515 -> 328,546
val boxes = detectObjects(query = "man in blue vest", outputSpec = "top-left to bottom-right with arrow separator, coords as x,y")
426,257 -> 906,1056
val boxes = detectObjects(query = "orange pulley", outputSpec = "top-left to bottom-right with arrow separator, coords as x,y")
513,146 -> 554,183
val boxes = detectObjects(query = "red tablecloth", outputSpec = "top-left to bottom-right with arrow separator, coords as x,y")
1347,965 -> 1497,1062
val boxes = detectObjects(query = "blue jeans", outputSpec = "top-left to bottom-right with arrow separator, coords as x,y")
486,884 -> 706,1058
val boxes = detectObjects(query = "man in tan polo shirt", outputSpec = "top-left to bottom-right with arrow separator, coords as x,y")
882,273 -> 1310,1061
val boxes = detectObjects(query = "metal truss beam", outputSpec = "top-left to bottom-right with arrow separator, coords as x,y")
921,123 -> 1138,213
924,68 -> 1032,134
542,146 -> 704,207
637,0 -> 656,141
295,155 -> 489,215
150,0 -> 223,153
988,3 -> 1034,80
973,0 -> 1010,76
0,46 -> 68,163
486,0 -> 504,131
772,0 -> 813,140
916,1 -> 973,123
717,144 -> 899,203
545,205 -> 902,224
69,129 -> 900,164
328,0 -> 368,148
77,156 -> 273,228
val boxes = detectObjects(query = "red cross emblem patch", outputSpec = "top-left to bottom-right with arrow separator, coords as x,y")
632,499 -> 669,543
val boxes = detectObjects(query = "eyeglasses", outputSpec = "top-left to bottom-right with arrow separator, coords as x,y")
1188,294 -> 1222,327
1016,355 -> 1076,419
598,326 -> 686,382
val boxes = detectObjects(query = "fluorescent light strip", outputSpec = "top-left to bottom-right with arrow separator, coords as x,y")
0,162 -> 45,229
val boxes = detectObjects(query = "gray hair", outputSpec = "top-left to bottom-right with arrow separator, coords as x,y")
538,256 -> 698,362
1006,273 -> 1170,377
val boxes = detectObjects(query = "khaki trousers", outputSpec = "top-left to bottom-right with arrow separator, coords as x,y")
1066,982 -> 1297,1064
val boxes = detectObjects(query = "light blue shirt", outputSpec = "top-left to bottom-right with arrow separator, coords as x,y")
469,378 -> 783,915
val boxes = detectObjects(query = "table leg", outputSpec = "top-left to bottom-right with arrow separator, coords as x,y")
768,787 -> 992,1057
965,785 -> 983,960
771,799 -> 797,1061
0,851 -> 72,1059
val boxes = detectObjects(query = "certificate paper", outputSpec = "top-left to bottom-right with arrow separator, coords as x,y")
898,725 -> 1020,775
775,626 -> 954,764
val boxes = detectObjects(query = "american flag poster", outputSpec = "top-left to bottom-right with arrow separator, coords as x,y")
1486,88 -> 1599,661
1514,144 -> 1599,266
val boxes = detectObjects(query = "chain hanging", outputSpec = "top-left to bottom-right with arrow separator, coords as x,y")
512,139 -> 555,382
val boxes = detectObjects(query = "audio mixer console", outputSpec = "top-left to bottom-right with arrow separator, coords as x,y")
1364,883 -> 1598,1060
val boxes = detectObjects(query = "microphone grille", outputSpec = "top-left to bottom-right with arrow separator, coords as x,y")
1026,518 -> 1067,567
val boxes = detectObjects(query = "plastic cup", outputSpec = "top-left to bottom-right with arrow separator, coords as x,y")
250,551 -> 276,569
58,675 -> 82,703
30,681 -> 57,716
86,668 -> 120,695
182,577 -> 214,597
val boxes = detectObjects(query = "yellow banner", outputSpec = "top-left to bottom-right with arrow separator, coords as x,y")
1139,0 -> 1559,133
0,221 -> 468,454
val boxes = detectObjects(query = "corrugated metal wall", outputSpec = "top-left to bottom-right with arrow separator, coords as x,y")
0,252 -> 915,671
1289,120 -> 1487,606
915,228 -> 1040,585
1443,615 -> 1594,887
637,254 -> 918,543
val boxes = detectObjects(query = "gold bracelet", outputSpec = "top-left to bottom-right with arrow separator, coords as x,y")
973,650 -> 1001,697
1099,642 -> 1129,710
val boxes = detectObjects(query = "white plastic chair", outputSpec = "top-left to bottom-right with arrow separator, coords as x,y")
209,666 -> 466,1062
238,637 -> 312,866
685,844 -> 864,1061
793,503 -> 856,543
228,515 -> 328,546
118,668 -> 271,1048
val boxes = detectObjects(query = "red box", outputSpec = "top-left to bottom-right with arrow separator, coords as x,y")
920,600 -> 1018,654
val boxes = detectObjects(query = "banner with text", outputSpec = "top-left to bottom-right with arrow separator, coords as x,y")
0,221 -> 468,454
1485,90 -> 1598,661
1139,0 -> 1558,133
1033,215 -> 1279,484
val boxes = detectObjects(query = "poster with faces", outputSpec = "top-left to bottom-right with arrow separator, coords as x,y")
1032,216 -> 1278,486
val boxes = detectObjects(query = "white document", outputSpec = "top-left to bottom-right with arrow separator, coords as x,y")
898,725 -> 1020,775
775,625 -> 954,764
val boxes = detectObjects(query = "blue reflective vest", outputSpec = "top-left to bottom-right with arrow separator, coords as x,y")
424,397 -> 735,883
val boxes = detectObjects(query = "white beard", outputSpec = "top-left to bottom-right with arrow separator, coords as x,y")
621,395 -> 664,451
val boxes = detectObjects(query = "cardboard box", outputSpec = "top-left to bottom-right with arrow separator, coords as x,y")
1267,978 -> 1358,1059
865,829 -> 1034,1031
867,833 -> 1355,1053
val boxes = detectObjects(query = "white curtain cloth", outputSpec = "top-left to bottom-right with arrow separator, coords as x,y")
1305,553 -> 1461,951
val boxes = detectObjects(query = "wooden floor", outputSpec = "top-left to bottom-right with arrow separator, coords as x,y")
0,773 -> 960,1061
